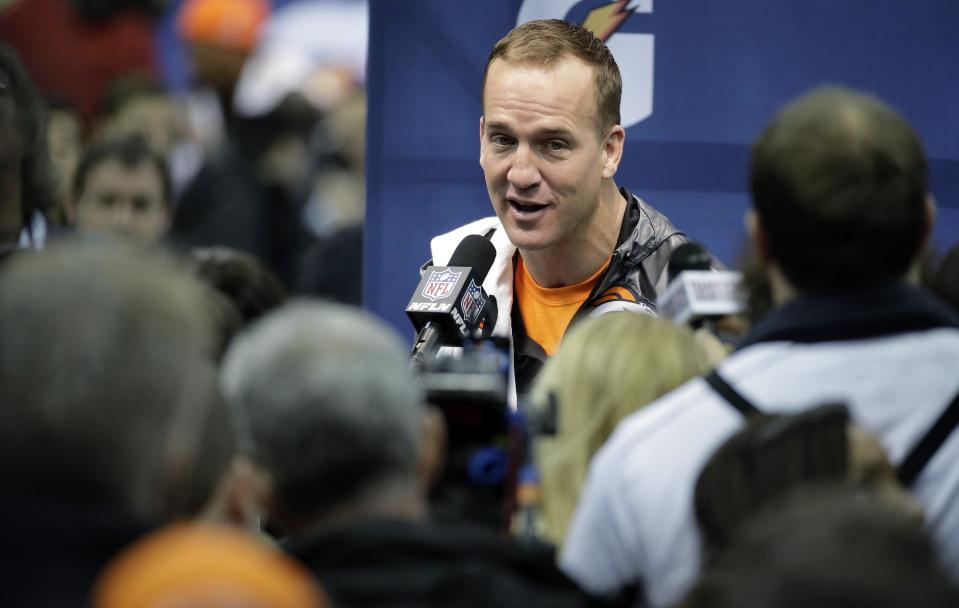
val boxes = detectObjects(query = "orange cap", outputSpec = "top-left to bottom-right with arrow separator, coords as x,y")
94,522 -> 328,608
177,0 -> 271,51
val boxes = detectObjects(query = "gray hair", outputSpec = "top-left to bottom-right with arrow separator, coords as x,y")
220,301 -> 423,517
0,241 -> 219,521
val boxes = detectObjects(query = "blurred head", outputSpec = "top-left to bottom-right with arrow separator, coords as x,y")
0,42 -> 53,223
749,86 -> 931,292
0,242 -> 221,523
95,523 -> 328,608
72,135 -> 172,244
191,247 -> 287,326
694,405 -> 922,557
683,488 -> 959,608
177,0 -> 270,99
221,302 -> 432,534
100,74 -> 178,156
190,247 -> 287,360
45,99 -> 83,224
530,312 -> 713,544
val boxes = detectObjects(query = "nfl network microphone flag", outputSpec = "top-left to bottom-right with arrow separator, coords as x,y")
407,267 -> 488,342
365,0 -> 959,335
658,271 -> 744,326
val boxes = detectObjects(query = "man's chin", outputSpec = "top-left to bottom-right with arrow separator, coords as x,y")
501,226 -> 551,252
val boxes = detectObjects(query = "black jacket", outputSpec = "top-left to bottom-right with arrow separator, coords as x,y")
285,518 -> 595,608
0,487 -> 149,607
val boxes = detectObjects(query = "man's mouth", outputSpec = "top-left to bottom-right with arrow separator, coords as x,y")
508,199 -> 548,215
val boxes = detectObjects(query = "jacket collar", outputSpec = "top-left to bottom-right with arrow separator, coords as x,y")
738,282 -> 959,350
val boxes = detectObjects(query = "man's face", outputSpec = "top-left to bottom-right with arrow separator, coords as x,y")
74,159 -> 170,244
0,95 -> 22,172
47,110 -> 82,198
480,56 -> 613,256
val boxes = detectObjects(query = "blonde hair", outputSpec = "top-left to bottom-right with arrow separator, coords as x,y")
530,313 -> 713,545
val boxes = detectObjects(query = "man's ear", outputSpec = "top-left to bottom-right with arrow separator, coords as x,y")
923,193 -> 937,246
417,406 -> 447,493
601,125 -> 626,180
200,455 -> 273,533
745,208 -> 772,263
478,116 -> 486,166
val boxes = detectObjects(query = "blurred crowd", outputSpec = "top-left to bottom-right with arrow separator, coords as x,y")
0,0 -> 366,301
2,2 -> 959,608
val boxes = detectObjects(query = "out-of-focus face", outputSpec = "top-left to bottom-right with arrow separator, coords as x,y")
47,109 -> 82,199
848,424 -> 925,525
74,159 -> 170,244
0,95 -> 22,173
480,56 -> 615,257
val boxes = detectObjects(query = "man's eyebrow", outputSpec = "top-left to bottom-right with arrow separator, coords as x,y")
483,121 -> 574,138
483,120 -> 512,133
537,127 -> 574,138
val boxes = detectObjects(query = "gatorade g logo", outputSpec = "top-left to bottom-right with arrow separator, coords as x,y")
516,0 -> 654,127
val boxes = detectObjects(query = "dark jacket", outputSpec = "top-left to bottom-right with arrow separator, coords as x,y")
0,487 -> 149,607
285,518 -> 594,608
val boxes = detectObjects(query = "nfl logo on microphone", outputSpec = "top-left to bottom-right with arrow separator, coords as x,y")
460,280 -> 486,325
422,269 -> 461,301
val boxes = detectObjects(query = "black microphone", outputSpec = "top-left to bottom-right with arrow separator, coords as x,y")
658,242 -> 743,327
667,241 -> 713,283
407,235 -> 497,372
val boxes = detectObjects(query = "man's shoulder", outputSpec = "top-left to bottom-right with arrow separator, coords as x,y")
579,343 -> 795,508
592,376 -> 741,489
625,191 -> 685,243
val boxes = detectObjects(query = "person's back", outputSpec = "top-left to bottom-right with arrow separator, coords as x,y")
285,518 -> 583,608
561,87 -> 959,606
0,241 -> 223,606
220,302 -> 592,607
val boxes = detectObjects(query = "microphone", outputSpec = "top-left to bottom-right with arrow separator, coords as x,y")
657,242 -> 743,327
407,235 -> 497,372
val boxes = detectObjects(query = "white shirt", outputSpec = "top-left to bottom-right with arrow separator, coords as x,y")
562,306 -> 959,606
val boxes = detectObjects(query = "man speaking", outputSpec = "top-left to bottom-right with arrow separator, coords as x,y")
425,19 -> 697,395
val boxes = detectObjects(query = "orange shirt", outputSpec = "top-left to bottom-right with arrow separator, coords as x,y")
514,255 -> 611,356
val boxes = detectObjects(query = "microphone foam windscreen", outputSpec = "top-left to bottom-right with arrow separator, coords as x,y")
668,241 -> 711,283
447,235 -> 496,283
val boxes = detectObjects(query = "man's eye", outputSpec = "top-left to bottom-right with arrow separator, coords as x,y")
490,135 -> 513,146
96,194 -> 117,209
545,140 -> 568,152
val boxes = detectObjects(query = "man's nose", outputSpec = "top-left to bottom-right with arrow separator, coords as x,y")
506,143 -> 541,191
112,202 -> 136,230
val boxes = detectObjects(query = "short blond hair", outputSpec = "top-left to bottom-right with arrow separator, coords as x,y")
530,313 -> 713,545
482,19 -> 622,135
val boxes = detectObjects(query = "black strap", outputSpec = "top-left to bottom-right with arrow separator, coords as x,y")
897,388 -> 959,487
704,370 -> 762,417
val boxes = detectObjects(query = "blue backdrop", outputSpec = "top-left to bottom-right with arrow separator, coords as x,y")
365,0 -> 959,335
